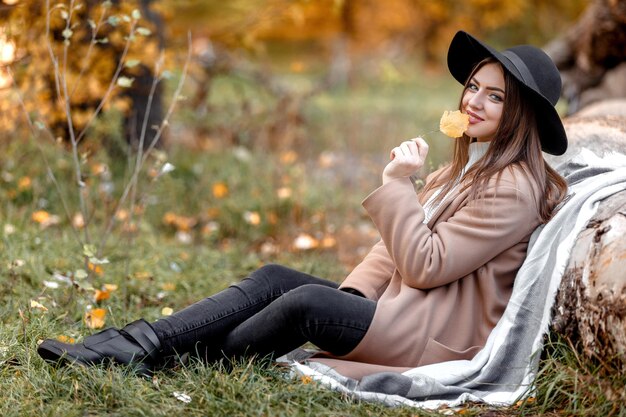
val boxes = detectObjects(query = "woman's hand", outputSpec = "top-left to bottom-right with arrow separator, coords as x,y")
382,137 -> 429,184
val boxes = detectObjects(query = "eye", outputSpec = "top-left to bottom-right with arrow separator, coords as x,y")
467,83 -> 478,91
489,94 -> 504,102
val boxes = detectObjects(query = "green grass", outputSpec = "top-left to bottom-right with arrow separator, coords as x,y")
1,64 -> 624,416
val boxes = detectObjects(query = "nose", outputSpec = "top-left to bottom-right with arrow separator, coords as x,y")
467,91 -> 484,110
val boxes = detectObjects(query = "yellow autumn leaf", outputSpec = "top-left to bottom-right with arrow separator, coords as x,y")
134,271 -> 152,280
115,209 -> 129,221
31,210 -> 50,224
30,299 -> 48,312
88,262 -> 104,275
56,335 -> 76,344
84,308 -> 107,329
161,307 -> 174,316
439,110 -> 469,138
32,210 -> 61,228
212,182 -> 229,198
162,212 -> 197,231
94,289 -> 111,302
276,187 -> 292,199
17,176 -> 32,190
243,211 -> 261,226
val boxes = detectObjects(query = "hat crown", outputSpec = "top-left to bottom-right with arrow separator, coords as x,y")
503,45 -> 562,105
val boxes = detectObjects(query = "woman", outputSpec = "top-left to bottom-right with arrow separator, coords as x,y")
38,31 -> 568,379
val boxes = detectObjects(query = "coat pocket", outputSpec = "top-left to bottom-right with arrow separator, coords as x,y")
417,337 -> 482,366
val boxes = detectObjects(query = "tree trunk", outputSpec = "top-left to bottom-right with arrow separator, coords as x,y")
548,99 -> 626,367
544,0 -> 626,114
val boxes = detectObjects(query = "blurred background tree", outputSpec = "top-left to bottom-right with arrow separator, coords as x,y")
0,0 -> 588,151
168,0 -> 588,78
0,0 -> 163,150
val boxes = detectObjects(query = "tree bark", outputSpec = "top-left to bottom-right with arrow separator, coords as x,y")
548,99 -> 626,367
544,0 -> 626,114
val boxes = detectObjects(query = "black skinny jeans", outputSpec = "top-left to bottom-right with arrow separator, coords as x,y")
151,264 -> 376,362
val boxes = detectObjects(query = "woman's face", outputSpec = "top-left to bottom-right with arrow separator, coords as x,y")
461,63 -> 505,142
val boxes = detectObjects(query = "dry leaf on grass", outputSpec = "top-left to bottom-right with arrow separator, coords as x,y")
84,308 -> 107,329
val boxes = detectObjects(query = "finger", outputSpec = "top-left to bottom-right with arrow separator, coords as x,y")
404,140 -> 418,155
400,142 -> 413,157
414,137 -> 429,158
409,137 -> 423,147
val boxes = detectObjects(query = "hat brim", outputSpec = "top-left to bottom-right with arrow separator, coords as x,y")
447,31 -> 567,156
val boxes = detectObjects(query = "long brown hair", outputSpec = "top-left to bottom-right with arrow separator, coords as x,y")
422,58 -> 567,223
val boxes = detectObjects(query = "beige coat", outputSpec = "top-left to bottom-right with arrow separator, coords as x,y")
312,164 -> 542,379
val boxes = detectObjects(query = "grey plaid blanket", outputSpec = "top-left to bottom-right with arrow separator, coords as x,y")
279,149 -> 626,409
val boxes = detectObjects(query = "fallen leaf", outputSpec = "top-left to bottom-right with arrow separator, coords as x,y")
163,212 -> 197,231
201,221 -> 219,235
243,211 -> 261,226
84,308 -> 107,329
173,391 -> 191,403
32,210 -> 56,226
439,110 -> 469,138
43,280 -> 60,289
88,262 -> 104,276
17,176 -> 32,190
30,300 -> 48,312
72,213 -> 85,229
212,182 -> 229,198
293,233 -> 318,251
134,271 -> 152,280
115,209 -> 129,221
161,307 -> 174,316
8,259 -> 25,269
158,162 -> 175,176
56,335 -> 76,344
94,289 -> 110,302
90,163 -> 108,175
276,187 -> 292,199
175,231 -> 193,244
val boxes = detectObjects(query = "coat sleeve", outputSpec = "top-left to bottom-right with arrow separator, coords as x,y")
362,173 -> 540,289
338,240 -> 395,300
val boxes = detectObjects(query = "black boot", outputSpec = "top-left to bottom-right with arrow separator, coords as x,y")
37,319 -> 163,376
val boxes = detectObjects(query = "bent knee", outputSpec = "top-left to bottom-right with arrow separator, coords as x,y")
253,263 -> 293,278
280,284 -> 336,313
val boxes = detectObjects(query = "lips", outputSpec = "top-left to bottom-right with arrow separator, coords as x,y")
466,110 -> 483,124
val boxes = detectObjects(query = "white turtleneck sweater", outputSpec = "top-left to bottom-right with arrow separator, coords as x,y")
422,141 -> 490,224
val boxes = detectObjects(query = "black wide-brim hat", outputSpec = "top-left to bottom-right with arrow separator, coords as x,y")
447,31 -> 567,155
